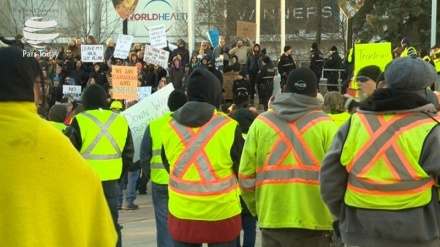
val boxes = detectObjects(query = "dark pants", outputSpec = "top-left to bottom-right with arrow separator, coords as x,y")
261,228 -> 332,247
327,72 -> 339,92
249,73 -> 257,101
172,239 -> 236,247
137,169 -> 149,194
235,214 -> 257,247
102,180 -> 122,247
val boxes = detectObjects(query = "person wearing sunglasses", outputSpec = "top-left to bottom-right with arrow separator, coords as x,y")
321,56 -> 440,247
344,65 -> 382,113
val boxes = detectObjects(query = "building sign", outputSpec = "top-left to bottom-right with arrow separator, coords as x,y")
127,0 -> 187,37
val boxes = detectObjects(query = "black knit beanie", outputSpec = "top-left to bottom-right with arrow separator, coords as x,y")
167,89 -> 187,111
0,47 -> 40,102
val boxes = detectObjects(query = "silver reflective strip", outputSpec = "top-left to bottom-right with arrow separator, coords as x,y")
171,116 -> 229,181
358,113 -> 382,133
256,169 -> 319,183
384,148 -> 413,180
267,141 -> 287,166
262,113 -> 315,166
169,176 -> 236,194
151,163 -> 165,169
152,149 -> 161,156
239,177 -> 255,190
283,63 -> 293,67
80,112 -> 122,160
295,111 -> 329,131
350,114 -> 428,175
348,174 -> 433,192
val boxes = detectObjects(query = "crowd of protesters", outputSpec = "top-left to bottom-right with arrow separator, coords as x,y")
4,30 -> 440,247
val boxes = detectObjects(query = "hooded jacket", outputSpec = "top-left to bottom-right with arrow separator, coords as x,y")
320,89 -> 440,247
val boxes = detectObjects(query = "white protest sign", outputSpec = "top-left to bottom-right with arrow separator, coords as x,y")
81,45 -> 104,62
122,83 -> 174,162
144,44 -> 170,68
138,86 -> 152,101
114,34 -> 134,59
63,85 -> 82,101
149,24 -> 167,48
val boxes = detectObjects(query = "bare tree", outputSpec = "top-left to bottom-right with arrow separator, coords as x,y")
0,0 -> 121,47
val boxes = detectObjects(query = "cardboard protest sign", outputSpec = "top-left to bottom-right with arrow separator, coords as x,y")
144,44 -> 170,68
223,72 -> 240,100
149,24 -> 167,48
354,42 -> 392,77
63,85 -> 82,101
81,45 -> 104,62
112,66 -> 138,100
138,86 -> 152,101
350,42 -> 392,97
121,83 -> 174,161
114,34 -> 134,59
208,29 -> 220,47
237,21 -> 256,39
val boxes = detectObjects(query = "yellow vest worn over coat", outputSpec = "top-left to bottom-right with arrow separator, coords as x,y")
239,110 -> 336,229
75,110 -> 129,181
162,112 -> 241,221
149,112 -> 172,185
341,112 -> 437,210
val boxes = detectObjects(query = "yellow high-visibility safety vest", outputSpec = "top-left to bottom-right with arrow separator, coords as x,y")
149,112 -> 173,185
341,112 -> 438,210
161,112 -> 241,221
239,110 -> 336,229
75,110 -> 129,181
49,121 -> 67,132
433,58 -> 440,73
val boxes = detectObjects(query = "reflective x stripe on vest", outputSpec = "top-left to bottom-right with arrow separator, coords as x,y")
346,113 -> 435,198
80,112 -> 122,160
244,111 -> 328,188
150,149 -> 163,169
169,115 -> 236,195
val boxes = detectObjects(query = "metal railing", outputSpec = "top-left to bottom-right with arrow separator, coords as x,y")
319,68 -> 345,93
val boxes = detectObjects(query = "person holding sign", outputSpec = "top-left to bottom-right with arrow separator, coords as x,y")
65,84 -> 134,247
0,47 -> 117,246
161,68 -> 244,246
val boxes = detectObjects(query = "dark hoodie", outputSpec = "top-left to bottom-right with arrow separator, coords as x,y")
172,39 -> 190,64
207,60 -> 223,86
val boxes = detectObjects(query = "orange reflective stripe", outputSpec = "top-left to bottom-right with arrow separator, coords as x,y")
355,116 -> 435,177
168,115 -> 236,195
170,116 -> 228,181
347,113 -> 413,172
347,177 -> 435,196
347,113 -> 438,196
392,143 -> 419,180
256,111 -> 331,185
169,175 -> 237,196
380,153 -> 401,181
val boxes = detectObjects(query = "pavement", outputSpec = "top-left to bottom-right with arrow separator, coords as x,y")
120,184 -> 262,246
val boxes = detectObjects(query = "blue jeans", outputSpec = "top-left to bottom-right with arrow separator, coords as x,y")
152,182 -> 173,247
173,239 -> 237,247
235,214 -> 257,247
102,180 -> 122,247
118,169 -> 140,207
